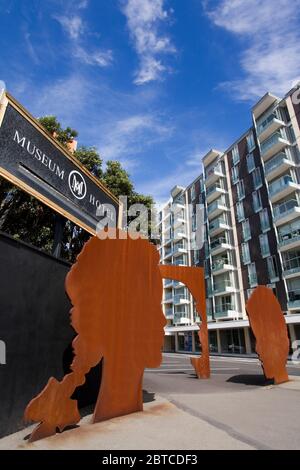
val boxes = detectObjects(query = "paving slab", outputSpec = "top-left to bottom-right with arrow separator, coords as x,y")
0,396 -> 254,451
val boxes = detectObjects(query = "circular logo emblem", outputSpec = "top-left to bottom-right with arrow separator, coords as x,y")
68,170 -> 87,200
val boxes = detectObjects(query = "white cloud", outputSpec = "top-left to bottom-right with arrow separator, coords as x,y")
121,0 -> 176,85
55,15 -> 84,40
54,9 -> 113,69
73,46 -> 113,67
99,113 -> 173,170
204,0 -> 300,100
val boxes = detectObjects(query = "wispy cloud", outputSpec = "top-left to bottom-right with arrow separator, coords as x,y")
121,0 -> 176,85
54,15 -> 85,40
204,0 -> 300,100
99,113 -> 173,170
53,3 -> 113,69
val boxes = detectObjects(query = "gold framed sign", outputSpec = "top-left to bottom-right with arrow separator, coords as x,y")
0,92 -> 120,235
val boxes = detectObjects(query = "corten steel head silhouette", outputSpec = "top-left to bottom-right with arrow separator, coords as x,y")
25,230 -> 166,442
246,286 -> 289,384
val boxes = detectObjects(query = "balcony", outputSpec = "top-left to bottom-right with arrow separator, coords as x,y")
205,163 -> 225,186
282,257 -> 300,279
174,316 -> 191,325
173,293 -> 190,305
264,152 -> 295,181
279,228 -> 300,252
173,258 -> 187,266
210,237 -> 233,256
257,114 -> 285,142
164,308 -> 174,320
206,183 -> 227,204
214,304 -> 238,320
163,279 -> 173,288
163,248 -> 173,260
173,242 -> 187,256
173,216 -> 186,229
173,280 -> 184,289
288,289 -> 300,310
207,199 -> 229,220
269,175 -> 300,203
209,218 -> 231,237
274,199 -> 300,226
260,132 -> 290,161
212,259 -> 235,275
213,280 -> 236,296
173,228 -> 187,240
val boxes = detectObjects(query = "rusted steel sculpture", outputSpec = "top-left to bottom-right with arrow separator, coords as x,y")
25,231 -> 166,442
159,265 -> 210,379
25,231 -> 208,442
246,286 -> 289,384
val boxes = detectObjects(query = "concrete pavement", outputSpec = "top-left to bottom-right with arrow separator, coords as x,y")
1,354 -> 300,450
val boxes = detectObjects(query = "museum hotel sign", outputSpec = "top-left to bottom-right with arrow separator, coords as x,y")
0,91 -> 120,234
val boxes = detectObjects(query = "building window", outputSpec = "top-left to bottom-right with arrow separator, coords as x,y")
231,165 -> 239,184
191,184 -> 196,201
247,288 -> 255,299
246,153 -> 255,173
237,180 -> 245,200
259,208 -> 270,232
252,190 -> 262,213
252,167 -> 262,189
248,262 -> 258,287
241,242 -> 251,265
259,233 -> 270,257
267,255 -> 279,282
192,212 -> 197,231
236,201 -> 245,222
232,144 -> 240,165
194,249 -> 200,264
247,131 -> 256,152
242,219 -> 251,241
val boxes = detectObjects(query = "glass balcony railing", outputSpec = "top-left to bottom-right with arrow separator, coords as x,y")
173,258 -> 186,266
211,259 -> 230,271
164,293 -> 173,301
206,163 -> 224,179
210,236 -> 228,250
206,183 -> 224,196
279,228 -> 300,247
165,308 -> 174,318
274,199 -> 299,220
174,293 -> 189,303
257,113 -> 282,135
214,303 -> 235,317
261,132 -> 287,156
213,279 -> 233,293
269,175 -> 293,197
209,218 -> 227,232
264,152 -> 292,175
283,256 -> 300,276
288,289 -> 300,308
207,199 -> 226,214
173,243 -> 186,253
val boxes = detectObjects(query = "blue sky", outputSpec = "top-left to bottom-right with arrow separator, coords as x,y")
1,0 -> 300,204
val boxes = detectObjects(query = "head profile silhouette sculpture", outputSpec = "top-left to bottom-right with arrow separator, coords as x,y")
246,286 -> 289,384
25,230 -> 166,442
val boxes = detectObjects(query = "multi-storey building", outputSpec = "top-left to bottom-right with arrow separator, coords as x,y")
159,86 -> 300,355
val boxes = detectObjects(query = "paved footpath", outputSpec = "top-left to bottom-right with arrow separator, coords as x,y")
1,354 -> 300,450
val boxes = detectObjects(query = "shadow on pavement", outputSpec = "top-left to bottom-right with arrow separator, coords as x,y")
227,374 -> 274,386
143,390 -> 155,403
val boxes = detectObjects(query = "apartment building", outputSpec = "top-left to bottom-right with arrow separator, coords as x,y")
159,86 -> 300,355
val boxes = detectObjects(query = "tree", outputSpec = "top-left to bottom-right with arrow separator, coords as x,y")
38,116 -> 78,147
74,146 -> 103,179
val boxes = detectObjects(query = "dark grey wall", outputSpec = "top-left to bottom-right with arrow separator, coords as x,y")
0,232 -> 74,437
